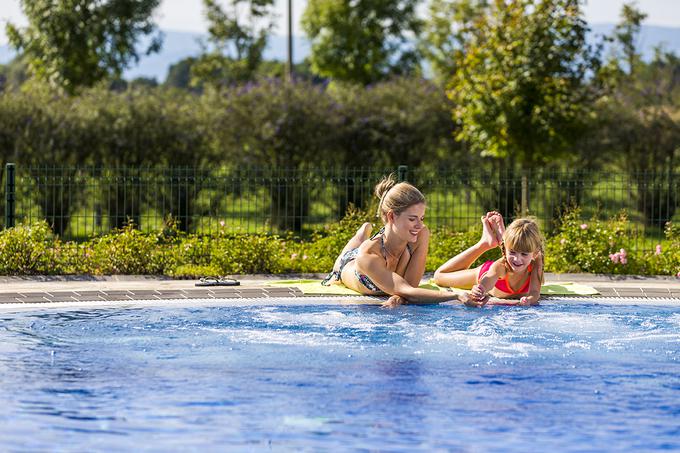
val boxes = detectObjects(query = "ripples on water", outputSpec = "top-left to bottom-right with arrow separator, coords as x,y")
0,302 -> 678,451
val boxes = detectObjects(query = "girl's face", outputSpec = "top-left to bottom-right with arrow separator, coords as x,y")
390,203 -> 426,243
504,246 -> 537,273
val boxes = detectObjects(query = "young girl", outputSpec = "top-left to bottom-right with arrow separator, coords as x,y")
433,212 -> 544,306
323,174 -> 466,307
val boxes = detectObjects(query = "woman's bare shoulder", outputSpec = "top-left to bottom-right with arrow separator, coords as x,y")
357,236 -> 380,254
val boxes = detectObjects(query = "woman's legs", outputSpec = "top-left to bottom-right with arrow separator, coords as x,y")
433,212 -> 504,288
332,222 -> 372,273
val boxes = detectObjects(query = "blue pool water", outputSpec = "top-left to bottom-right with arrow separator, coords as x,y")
0,300 -> 679,451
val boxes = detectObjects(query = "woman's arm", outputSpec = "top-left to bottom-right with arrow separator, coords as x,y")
356,252 -> 463,305
401,226 -> 429,288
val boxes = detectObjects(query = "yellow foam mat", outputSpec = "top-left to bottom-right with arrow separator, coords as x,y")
268,280 -> 599,296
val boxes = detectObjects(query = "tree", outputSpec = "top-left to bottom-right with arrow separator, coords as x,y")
301,0 -> 422,85
420,0 -> 488,85
449,0 -> 600,167
6,0 -> 162,94
165,57 -> 198,90
448,0 -> 602,215
0,56 -> 30,92
595,2 -> 680,226
190,0 -> 276,88
613,2 -> 647,76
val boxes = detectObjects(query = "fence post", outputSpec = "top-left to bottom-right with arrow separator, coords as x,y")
521,172 -> 528,216
397,165 -> 408,182
5,163 -> 15,229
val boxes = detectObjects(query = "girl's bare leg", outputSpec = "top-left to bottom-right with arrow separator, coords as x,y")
433,213 -> 499,288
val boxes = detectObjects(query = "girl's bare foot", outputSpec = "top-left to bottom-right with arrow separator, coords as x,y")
487,211 -> 505,245
479,213 -> 497,248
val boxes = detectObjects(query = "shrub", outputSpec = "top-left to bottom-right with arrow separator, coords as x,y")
293,206 -> 374,273
1,208 -> 678,277
209,234 -> 285,274
545,208 -> 642,274
639,222 -> 680,276
88,222 -> 174,274
0,221 -> 58,274
168,264 -> 221,279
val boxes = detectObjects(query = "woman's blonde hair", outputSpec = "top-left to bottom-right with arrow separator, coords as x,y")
374,174 -> 425,223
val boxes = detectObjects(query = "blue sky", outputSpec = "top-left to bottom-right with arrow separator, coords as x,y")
1,0 -> 680,45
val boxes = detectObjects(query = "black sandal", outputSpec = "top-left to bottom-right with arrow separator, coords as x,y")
195,276 -> 241,287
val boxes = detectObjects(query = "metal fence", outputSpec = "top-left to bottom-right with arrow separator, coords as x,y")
2,164 -> 678,252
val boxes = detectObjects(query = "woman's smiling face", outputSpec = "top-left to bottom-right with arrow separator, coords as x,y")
392,203 -> 426,243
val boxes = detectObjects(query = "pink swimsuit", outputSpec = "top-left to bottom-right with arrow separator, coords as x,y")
478,260 -> 533,295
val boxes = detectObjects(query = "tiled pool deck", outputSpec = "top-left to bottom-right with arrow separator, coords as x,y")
0,273 -> 678,306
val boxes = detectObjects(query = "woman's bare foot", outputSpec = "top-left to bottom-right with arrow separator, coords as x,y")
357,222 -> 373,241
332,222 -> 373,273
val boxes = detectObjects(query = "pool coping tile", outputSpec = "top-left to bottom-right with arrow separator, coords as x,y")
0,284 -> 678,305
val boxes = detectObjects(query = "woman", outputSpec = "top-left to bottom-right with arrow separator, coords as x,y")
323,174 -> 469,307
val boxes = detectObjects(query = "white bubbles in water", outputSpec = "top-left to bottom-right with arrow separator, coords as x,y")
254,309 -> 377,332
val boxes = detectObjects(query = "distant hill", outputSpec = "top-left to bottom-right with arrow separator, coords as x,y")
1,24 -> 678,82
588,24 -> 680,59
0,30 -> 311,82
123,31 -> 311,81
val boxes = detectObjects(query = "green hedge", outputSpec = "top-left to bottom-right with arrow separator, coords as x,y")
0,78 -> 460,170
1,207 -> 678,277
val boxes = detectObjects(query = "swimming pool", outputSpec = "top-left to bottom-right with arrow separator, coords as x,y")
1,299 -> 678,451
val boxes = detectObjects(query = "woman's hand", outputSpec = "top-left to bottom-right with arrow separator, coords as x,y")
381,294 -> 407,309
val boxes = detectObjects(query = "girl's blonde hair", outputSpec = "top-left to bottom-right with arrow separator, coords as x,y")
374,174 -> 425,224
501,218 -> 545,282
502,218 -> 544,255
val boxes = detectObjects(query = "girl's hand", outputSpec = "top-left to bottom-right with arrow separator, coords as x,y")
470,284 -> 488,301
460,292 -> 487,307
518,296 -> 534,306
381,295 -> 407,309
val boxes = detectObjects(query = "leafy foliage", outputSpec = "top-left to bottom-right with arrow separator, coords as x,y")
0,221 -> 57,274
6,0 -> 162,93
191,0 -> 276,88
638,222 -> 680,276
2,206 -> 680,277
89,222 -> 176,274
291,205 -> 374,273
545,207 -> 640,274
420,0 -> 488,85
302,0 -> 422,84
590,3 -> 680,225
448,0 -> 601,167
